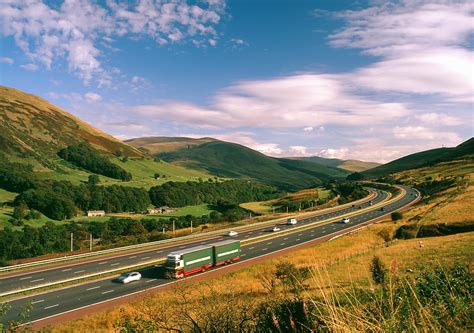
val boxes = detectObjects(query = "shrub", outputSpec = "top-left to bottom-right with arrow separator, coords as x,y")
370,256 -> 387,284
391,211 -> 403,221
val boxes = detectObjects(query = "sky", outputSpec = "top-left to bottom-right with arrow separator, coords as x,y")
0,0 -> 473,163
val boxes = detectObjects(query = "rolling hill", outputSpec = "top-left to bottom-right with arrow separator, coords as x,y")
0,86 -> 209,188
362,138 -> 474,177
126,137 -> 350,191
288,156 -> 380,172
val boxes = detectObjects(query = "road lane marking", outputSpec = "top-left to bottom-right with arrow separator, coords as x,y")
98,262 -> 108,265
249,247 -> 255,250
241,254 -> 247,257
86,286 -> 101,291
31,299 -> 44,304
129,256 -> 137,259
30,278 -> 44,283
262,248 -> 268,251
296,238 -> 300,241
142,257 -> 151,260
146,279 -> 158,283
156,251 -> 163,253
61,268 -> 72,272
267,242 -> 272,245
281,243 -> 286,246
20,276 -> 32,280
74,270 -> 85,274
110,263 -> 120,266
44,304 -> 59,310
298,233 -> 303,236
101,290 -> 114,295
284,238 -> 288,240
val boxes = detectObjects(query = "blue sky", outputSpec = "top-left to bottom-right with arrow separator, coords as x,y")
1,0 -> 473,162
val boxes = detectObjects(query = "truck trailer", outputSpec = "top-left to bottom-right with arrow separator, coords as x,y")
165,240 -> 241,278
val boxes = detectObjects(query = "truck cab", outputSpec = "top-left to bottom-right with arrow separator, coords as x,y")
287,218 -> 297,225
165,253 -> 184,278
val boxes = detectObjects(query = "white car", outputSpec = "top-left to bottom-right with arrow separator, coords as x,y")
286,218 -> 297,225
227,230 -> 238,237
117,271 -> 142,284
271,226 -> 281,232
341,217 -> 350,224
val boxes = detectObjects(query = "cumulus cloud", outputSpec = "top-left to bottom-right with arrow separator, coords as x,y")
0,0 -> 226,85
0,57 -> 14,64
303,126 -> 314,132
84,92 -> 102,103
393,126 -> 461,143
415,113 -> 463,126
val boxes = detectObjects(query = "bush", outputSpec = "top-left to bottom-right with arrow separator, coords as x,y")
391,211 -> 403,221
395,224 -> 419,239
370,256 -> 387,284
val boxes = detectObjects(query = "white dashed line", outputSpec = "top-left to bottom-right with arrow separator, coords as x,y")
98,262 -> 108,265
61,268 -> 72,272
249,247 -> 255,250
262,248 -> 268,251
129,256 -> 137,259
74,270 -> 85,274
31,299 -> 44,304
283,238 -> 288,241
146,279 -> 158,283
20,276 -> 32,280
44,304 -> 59,310
267,242 -> 272,245
156,250 -> 163,254
101,290 -> 114,295
296,238 -> 300,241
110,263 -> 120,266
142,256 -> 151,260
86,286 -> 101,291
31,278 -> 44,283
281,243 -> 286,246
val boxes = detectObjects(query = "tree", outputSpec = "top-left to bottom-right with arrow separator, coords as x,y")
88,174 -> 100,186
370,256 -> 387,284
154,173 -> 160,179
13,203 -> 28,220
391,212 -> 403,221
347,172 -> 364,181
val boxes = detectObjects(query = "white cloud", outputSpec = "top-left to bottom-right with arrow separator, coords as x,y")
0,0 -> 226,85
131,73 -> 410,128
84,92 -> 102,103
20,63 -> 38,71
289,146 -> 309,156
393,126 -> 461,143
303,126 -> 314,132
331,1 -> 474,103
415,113 -> 463,127
318,148 -> 349,160
0,57 -> 14,64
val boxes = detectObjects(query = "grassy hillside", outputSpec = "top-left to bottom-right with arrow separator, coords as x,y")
125,136 -> 216,155
59,157 -> 473,332
0,86 -> 210,189
363,137 -> 474,177
128,138 -> 349,191
290,156 -> 380,172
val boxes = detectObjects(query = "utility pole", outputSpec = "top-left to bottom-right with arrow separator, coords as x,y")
163,227 -> 165,234
70,233 -> 73,252
286,207 -> 289,214
190,220 -> 193,233
173,219 -> 176,237
90,233 -> 93,252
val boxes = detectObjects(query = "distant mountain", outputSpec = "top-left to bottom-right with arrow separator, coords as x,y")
0,86 -> 209,186
288,156 -> 380,172
362,138 -> 474,177
127,137 -> 350,191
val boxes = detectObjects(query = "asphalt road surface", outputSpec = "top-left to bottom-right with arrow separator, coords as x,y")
0,188 -> 386,294
1,186 -> 419,326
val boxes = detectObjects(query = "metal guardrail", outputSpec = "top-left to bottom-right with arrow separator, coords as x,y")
0,188 -> 398,298
0,188 -> 379,274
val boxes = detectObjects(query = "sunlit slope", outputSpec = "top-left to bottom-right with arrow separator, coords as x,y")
362,138 -> 474,177
128,138 -> 349,191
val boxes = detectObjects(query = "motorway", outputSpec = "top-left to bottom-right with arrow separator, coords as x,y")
1,186 -> 419,326
0,188 -> 385,294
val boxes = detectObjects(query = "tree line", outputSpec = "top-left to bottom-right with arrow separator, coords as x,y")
149,179 -> 279,207
0,202 -> 250,262
58,143 -> 132,181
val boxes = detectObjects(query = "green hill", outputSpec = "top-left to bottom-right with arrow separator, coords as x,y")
289,156 -> 380,172
0,86 -> 209,188
362,138 -> 474,177
127,137 -> 349,191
